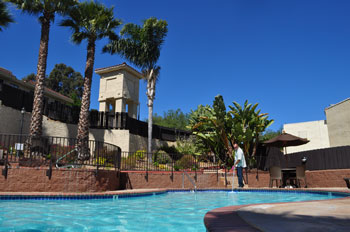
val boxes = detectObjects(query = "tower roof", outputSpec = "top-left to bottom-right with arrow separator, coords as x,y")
95,62 -> 143,79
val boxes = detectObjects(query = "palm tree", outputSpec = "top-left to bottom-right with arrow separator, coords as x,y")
104,17 -> 168,158
6,0 -> 77,139
60,1 -> 121,158
0,0 -> 14,31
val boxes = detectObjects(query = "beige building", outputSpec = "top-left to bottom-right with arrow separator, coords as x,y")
283,120 -> 330,153
95,63 -> 142,119
283,98 -> 350,153
0,64 -> 183,152
325,98 -> 350,147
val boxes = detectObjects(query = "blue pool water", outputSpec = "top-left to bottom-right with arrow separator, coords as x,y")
0,190 -> 346,231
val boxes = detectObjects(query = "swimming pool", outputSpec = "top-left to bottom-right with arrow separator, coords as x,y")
0,190 -> 347,231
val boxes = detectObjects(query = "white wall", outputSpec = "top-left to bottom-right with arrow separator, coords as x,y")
283,120 -> 330,153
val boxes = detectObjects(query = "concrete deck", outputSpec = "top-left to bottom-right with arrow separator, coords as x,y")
205,188 -> 350,232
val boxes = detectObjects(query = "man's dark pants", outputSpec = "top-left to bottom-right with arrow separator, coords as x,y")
236,167 -> 244,187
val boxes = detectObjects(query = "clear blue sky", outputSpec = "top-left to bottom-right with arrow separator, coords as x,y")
1,0 -> 350,131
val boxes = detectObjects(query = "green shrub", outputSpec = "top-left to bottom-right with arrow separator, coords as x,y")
132,150 -> 146,160
157,145 -> 178,155
152,150 -> 172,164
175,154 -> 197,170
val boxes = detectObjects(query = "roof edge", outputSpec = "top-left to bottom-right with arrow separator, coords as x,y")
95,62 -> 143,79
325,98 -> 350,111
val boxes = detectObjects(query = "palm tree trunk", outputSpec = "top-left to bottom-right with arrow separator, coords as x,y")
76,38 -> 95,159
146,69 -> 155,160
29,12 -> 52,139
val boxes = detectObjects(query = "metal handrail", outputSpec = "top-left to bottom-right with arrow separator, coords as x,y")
182,171 -> 197,192
55,147 -> 78,168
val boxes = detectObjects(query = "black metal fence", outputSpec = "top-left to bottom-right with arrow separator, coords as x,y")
0,83 -> 191,141
0,134 -> 121,179
120,151 -> 219,172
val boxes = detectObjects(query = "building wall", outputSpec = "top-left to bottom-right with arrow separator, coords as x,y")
0,104 -> 31,135
0,104 -> 173,153
325,98 -> 350,147
283,120 -> 330,153
98,71 -> 124,102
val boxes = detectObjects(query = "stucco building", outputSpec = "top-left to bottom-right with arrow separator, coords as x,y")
325,98 -> 350,147
95,63 -> 142,119
283,98 -> 350,153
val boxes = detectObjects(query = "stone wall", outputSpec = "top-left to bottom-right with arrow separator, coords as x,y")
0,167 -> 120,192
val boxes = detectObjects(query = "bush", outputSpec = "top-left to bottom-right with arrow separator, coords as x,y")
132,150 -> 146,160
157,145 -> 178,155
152,150 -> 172,164
175,154 -> 197,170
122,156 -> 137,169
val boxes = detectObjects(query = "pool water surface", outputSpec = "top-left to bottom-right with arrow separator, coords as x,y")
0,190 -> 346,231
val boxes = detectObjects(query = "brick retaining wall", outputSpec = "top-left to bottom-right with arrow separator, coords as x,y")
0,167 -> 120,192
120,171 -> 226,189
246,169 -> 350,188
1,168 -> 349,192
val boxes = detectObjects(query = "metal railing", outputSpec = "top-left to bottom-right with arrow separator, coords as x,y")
120,151 -> 219,172
0,134 -> 121,179
182,171 -> 197,191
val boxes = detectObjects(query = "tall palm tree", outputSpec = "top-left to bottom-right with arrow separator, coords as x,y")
60,1 -> 121,158
7,0 -> 77,139
104,17 -> 168,158
0,0 -> 14,31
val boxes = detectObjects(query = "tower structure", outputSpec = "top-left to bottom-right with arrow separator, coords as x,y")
95,63 -> 143,118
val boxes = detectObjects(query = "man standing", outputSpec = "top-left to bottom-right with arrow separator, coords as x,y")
233,142 -> 247,188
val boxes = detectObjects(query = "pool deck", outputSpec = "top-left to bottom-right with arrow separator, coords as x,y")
204,188 -> 350,232
1,188 -> 350,231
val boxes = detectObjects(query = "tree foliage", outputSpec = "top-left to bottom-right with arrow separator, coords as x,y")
104,17 -> 168,156
47,63 -> 83,106
60,0 -> 121,156
22,64 -> 84,106
6,0 -> 78,138
229,100 -> 274,167
260,128 -> 282,142
152,109 -> 190,130
188,95 -> 274,167
188,96 -> 234,166
0,1 -> 14,31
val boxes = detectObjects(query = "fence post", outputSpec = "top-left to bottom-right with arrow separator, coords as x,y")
217,163 -> 219,182
2,151 -> 8,179
146,152 -> 149,180
194,156 -> 197,182
95,141 -> 99,176
46,156 -> 52,180
225,166 -> 227,186
171,154 -> 174,181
